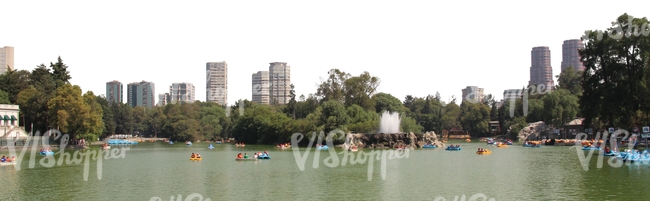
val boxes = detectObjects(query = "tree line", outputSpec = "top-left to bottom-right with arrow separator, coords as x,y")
0,13 -> 646,143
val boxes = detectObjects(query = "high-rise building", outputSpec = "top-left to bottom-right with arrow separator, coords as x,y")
158,93 -> 170,106
529,46 -> 554,89
252,71 -> 270,104
105,80 -> 123,103
0,46 -> 14,74
269,62 -> 291,104
169,82 -> 195,104
561,39 -> 585,72
206,62 -> 228,105
127,81 -> 156,108
461,86 -> 484,103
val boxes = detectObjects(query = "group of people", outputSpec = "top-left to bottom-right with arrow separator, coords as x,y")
448,144 -> 460,148
235,143 -> 245,147
477,148 -> 488,152
40,148 -> 53,152
191,153 -> 202,158
1,156 -> 16,162
276,143 -> 290,148
236,150 -> 269,159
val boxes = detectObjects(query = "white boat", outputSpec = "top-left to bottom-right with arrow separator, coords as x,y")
101,146 -> 111,150
0,162 -> 17,166
186,142 -> 192,146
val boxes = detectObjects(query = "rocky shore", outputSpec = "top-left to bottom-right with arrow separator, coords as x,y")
342,131 -> 445,149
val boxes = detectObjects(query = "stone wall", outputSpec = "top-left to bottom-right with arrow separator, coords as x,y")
345,131 -> 445,149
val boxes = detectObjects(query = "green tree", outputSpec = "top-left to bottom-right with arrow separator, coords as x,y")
95,96 -> 116,136
286,84 -> 297,119
556,67 -> 583,96
0,69 -> 31,104
372,92 -> 405,114
580,13 -> 650,128
542,89 -> 580,128
459,101 -> 490,137
316,69 -> 350,103
344,71 -> 380,110
48,84 -> 102,141
51,56 -> 71,88
0,90 -> 10,104
320,100 -> 350,134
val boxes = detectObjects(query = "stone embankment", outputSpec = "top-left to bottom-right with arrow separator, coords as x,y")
343,131 -> 445,149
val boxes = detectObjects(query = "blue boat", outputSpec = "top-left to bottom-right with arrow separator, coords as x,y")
422,144 -> 437,148
186,142 -> 192,146
216,141 -> 222,144
523,143 -> 541,148
603,151 -> 617,156
582,146 -> 600,150
40,151 -> 54,155
316,145 -> 329,150
208,144 -> 215,149
169,141 -> 173,145
258,154 -> 271,159
107,139 -> 139,145
445,146 -> 461,151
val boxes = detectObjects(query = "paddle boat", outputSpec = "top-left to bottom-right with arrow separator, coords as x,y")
235,143 -> 245,147
582,146 -> 601,150
503,140 -> 513,145
40,150 -> 54,155
235,158 -> 258,161
603,150 -> 617,156
190,153 -> 202,161
0,161 -> 17,166
101,144 -> 111,150
107,139 -> 139,145
186,141 -> 192,146
216,140 -> 222,144
486,139 -> 495,145
422,144 -> 437,148
445,145 -> 462,151
169,141 -> 174,145
316,145 -> 329,150
258,153 -> 271,159
466,139 -> 471,142
476,149 -> 491,155
523,142 -> 541,148
208,144 -> 215,149
622,153 -> 650,163
496,143 -> 508,148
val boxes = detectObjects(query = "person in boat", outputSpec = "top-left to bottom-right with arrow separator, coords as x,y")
263,150 -> 268,156
605,147 -> 611,153
237,153 -> 243,159
197,153 -> 201,158
1,156 -> 5,162
244,153 -> 249,158
253,153 -> 258,159
191,153 -> 196,158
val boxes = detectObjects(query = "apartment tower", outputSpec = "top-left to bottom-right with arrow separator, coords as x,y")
0,46 -> 14,74
529,46 -> 554,89
127,81 -> 156,108
206,62 -> 228,105
461,86 -> 485,103
561,39 -> 585,72
105,80 -> 123,103
170,82 -> 195,104
269,62 -> 291,104
252,71 -> 270,104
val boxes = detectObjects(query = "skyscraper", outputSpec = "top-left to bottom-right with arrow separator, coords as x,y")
269,62 -> 291,104
461,86 -> 485,103
127,81 -> 156,108
170,82 -> 195,104
529,46 -> 554,89
0,46 -> 14,74
206,62 -> 228,105
561,39 -> 585,72
252,71 -> 270,104
106,80 -> 123,103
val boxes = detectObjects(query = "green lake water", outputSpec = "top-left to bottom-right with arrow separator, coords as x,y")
1,140 -> 650,201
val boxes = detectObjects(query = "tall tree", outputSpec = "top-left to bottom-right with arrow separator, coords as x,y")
316,69 -> 350,103
343,71 -> 380,110
556,67 -> 584,96
580,13 -> 650,128
286,84 -> 297,119
51,57 -> 71,88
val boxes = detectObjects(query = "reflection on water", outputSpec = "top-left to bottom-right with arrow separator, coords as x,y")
2,142 -> 650,200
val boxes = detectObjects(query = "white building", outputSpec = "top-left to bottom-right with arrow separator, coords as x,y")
0,104 -> 29,141
206,62 -> 228,105
170,82 -> 195,104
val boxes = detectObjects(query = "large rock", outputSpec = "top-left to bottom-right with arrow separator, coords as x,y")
518,121 -> 547,141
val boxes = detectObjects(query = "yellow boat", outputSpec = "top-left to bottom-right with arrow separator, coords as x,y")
476,149 -> 491,155
190,156 -> 203,161
466,139 -> 471,142
497,144 -> 508,148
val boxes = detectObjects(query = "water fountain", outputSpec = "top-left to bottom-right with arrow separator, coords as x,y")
379,111 -> 401,134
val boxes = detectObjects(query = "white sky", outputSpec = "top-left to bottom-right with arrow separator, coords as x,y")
1,1 -> 648,105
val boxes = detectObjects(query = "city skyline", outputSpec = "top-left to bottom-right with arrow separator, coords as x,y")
1,1 -> 648,105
